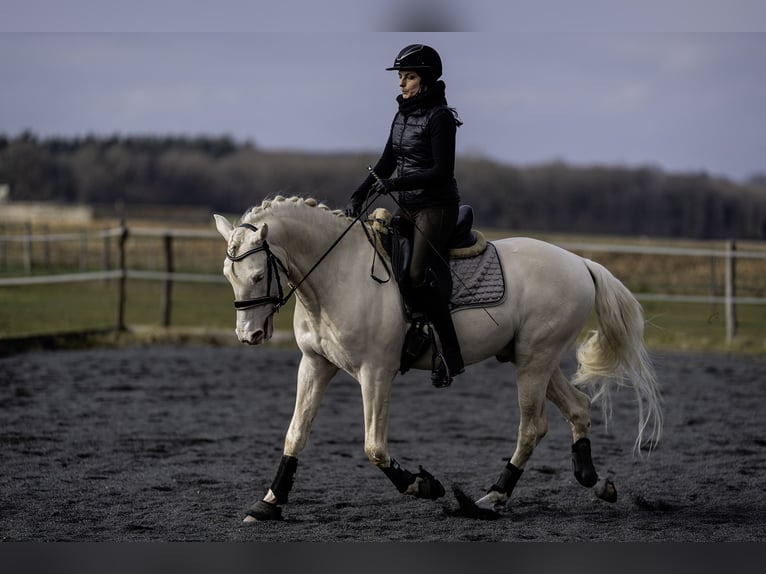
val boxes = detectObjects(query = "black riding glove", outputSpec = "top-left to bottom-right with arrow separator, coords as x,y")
344,200 -> 363,218
371,179 -> 393,195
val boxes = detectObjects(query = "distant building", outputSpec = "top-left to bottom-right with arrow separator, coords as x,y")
0,200 -> 94,225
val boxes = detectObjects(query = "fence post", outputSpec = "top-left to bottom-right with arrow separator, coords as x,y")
116,220 -> 128,332
80,230 -> 88,272
708,255 -> 718,315
43,224 -> 51,272
162,233 -> 174,327
0,224 -> 5,270
102,229 -> 111,286
23,222 -> 32,274
724,240 -> 737,343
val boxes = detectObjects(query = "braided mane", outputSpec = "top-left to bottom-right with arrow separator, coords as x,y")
240,195 -> 349,226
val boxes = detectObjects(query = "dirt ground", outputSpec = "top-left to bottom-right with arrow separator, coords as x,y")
1,343 -> 764,542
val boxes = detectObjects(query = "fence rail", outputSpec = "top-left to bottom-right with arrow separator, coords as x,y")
1,223 -> 764,343
559,241 -> 766,260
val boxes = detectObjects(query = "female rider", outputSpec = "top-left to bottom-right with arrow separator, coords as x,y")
345,44 -> 464,388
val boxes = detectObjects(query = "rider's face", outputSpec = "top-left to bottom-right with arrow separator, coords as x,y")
398,70 -> 423,99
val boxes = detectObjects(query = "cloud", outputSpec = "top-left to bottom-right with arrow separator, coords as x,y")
378,0 -> 474,31
1,31 -> 764,180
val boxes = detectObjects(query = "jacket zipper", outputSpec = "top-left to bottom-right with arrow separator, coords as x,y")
397,115 -> 408,178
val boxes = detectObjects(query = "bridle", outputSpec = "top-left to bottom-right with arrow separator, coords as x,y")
227,223 -> 290,313
225,192 -> 386,316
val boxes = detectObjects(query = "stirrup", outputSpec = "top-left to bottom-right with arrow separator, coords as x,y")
431,362 -> 452,388
431,354 -> 463,388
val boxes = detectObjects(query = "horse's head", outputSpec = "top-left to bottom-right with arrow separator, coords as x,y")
215,214 -> 284,345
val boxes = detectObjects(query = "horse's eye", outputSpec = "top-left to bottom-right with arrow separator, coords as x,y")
253,272 -> 265,283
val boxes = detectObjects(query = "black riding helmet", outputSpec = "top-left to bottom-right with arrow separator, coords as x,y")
386,44 -> 442,84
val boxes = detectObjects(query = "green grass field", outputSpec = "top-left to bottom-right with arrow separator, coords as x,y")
1,278 -> 763,355
0,281 -> 295,338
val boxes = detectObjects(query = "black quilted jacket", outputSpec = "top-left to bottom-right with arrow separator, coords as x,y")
352,81 -> 461,210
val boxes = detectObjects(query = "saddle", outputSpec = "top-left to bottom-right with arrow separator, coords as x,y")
368,205 -> 506,374
372,205 -> 487,275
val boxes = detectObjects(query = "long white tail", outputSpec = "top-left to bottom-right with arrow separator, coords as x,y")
573,258 -> 663,454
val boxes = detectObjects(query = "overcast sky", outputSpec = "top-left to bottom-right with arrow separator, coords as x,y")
2,1 -> 765,182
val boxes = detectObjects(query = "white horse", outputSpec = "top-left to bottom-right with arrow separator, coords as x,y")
214,196 -> 662,521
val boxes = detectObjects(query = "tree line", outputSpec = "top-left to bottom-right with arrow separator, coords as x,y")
1,132 -> 765,239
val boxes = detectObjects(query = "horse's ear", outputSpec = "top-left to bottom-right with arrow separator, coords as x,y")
214,214 -> 234,241
261,223 -> 269,240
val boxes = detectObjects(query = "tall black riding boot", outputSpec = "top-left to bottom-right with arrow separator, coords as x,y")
419,291 -> 464,388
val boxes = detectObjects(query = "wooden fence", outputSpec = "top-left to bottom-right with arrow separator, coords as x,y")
1,223 -> 765,343
0,222 -> 224,332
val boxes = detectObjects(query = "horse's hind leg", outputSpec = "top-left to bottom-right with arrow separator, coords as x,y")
473,359 -> 554,513
547,367 -> 617,502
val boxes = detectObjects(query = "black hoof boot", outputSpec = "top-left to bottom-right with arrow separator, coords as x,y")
415,465 -> 446,499
245,499 -> 283,521
571,437 -> 599,488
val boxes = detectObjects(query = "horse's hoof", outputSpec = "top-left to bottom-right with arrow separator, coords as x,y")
245,499 -> 283,521
449,484 -> 501,520
594,478 -> 617,503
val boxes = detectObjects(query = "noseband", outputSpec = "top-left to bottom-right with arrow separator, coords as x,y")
227,223 -> 290,313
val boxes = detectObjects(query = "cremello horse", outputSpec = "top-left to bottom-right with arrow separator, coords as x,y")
214,196 -> 662,521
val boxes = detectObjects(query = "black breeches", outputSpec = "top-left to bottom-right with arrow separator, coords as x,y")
398,203 -> 458,293
397,202 -> 463,370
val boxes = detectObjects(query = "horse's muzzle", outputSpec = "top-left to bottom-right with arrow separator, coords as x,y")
237,316 -> 273,345
239,330 -> 265,345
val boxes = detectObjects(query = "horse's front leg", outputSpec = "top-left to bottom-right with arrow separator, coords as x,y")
360,367 -> 445,501
244,350 -> 337,522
